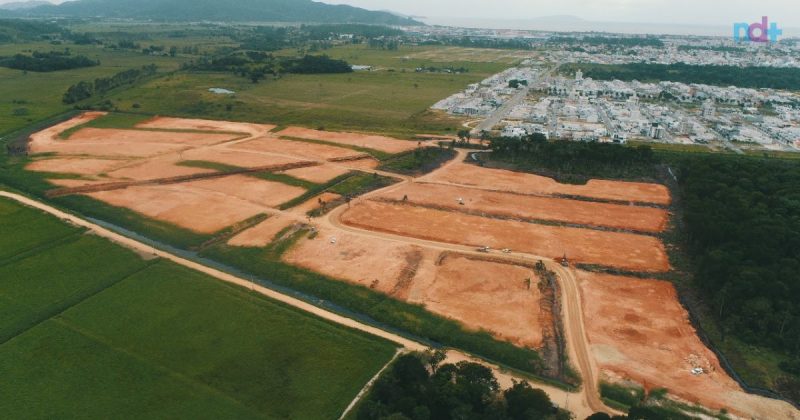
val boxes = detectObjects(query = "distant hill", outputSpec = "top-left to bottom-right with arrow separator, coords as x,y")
0,1 -> 52,10
10,0 -> 423,25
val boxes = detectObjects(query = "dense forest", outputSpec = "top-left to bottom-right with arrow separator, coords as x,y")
63,65 -> 158,104
488,134 -> 658,183
0,19 -> 67,43
185,53 -> 351,83
0,50 -> 98,72
678,157 -> 800,355
562,62 -> 800,90
357,352 -> 570,420
420,36 -> 534,50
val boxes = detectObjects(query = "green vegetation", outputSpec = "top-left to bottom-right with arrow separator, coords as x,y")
357,352 -> 570,420
561,62 -> 800,90
0,197 -> 80,260
599,382 -> 645,410
178,159 -> 319,189
63,64 -> 158,104
201,236 -> 557,383
488,134 -> 658,183
0,197 -> 397,418
278,171 -> 396,210
0,50 -> 99,72
379,147 -> 457,176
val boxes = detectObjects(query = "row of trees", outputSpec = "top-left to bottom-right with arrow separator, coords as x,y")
0,50 -> 98,72
564,62 -> 800,90
489,134 -> 658,181
63,64 -> 158,104
186,53 -> 351,83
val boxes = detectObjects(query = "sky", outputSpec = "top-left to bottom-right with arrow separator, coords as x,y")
320,0 -> 799,28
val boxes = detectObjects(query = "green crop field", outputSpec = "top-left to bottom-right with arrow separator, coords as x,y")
0,197 -> 397,418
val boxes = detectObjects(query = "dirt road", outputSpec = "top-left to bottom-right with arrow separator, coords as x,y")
0,190 -> 598,419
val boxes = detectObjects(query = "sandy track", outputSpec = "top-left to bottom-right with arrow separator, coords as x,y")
377,183 -> 670,233
340,200 -> 670,272
0,190 -> 598,419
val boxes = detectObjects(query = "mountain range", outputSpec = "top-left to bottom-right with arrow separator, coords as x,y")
3,0 -> 423,25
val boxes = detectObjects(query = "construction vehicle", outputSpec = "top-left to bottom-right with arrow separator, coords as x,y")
477,246 -> 491,253
556,254 -> 569,267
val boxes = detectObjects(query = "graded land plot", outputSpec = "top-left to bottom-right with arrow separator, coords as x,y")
0,234 -> 149,343
283,226 -> 428,296
66,127 -> 238,146
180,147 -> 302,169
136,116 -> 275,136
278,126 -> 419,154
284,229 -> 549,350
422,160 -> 671,206
384,183 -> 670,233
280,163 -> 351,184
86,184 -> 268,234
340,200 -> 670,272
0,198 -> 81,261
228,214 -> 297,247
104,156 -> 215,181
25,157 -> 128,177
400,47 -> 533,64
575,271 -> 800,419
26,111 -> 106,151
182,175 -> 306,208
409,253 -> 546,349
231,136 -> 365,161
0,250 -> 396,419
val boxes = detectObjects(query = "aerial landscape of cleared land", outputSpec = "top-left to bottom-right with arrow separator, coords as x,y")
1,9 -> 799,420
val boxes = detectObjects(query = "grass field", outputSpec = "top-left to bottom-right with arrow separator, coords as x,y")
0,197 -> 397,418
0,41 -> 186,136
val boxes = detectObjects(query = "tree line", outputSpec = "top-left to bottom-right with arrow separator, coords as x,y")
63,64 -> 158,104
185,53 -> 351,83
0,50 -> 98,72
563,62 -> 800,90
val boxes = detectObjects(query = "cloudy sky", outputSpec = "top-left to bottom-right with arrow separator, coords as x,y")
321,0 -> 798,27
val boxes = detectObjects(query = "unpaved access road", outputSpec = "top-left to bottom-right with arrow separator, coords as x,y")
0,191 -> 600,419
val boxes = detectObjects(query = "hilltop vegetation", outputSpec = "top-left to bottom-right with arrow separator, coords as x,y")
13,0 -> 422,25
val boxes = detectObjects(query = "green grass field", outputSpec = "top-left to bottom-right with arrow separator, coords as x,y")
0,41 -> 186,136
0,198 -> 397,418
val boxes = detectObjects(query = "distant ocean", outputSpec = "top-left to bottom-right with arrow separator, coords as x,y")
422,17 -> 800,38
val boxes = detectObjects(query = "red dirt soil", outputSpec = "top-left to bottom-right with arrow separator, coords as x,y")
105,157 -> 215,181
231,136 -> 364,161
183,175 -> 306,208
382,183 -> 670,233
288,192 -> 342,215
576,271 -> 800,419
278,126 -> 418,154
67,127 -> 237,146
280,164 -> 351,183
411,254 -> 545,348
86,184 -> 268,234
27,112 -> 106,153
422,160 -> 671,206
228,214 -> 295,247
180,148 -> 300,169
26,157 -> 127,176
340,200 -> 670,272
136,116 -> 275,136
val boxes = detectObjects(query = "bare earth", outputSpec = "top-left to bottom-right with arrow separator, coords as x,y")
232,136 -> 364,161
136,116 -> 275,136
278,126 -> 419,154
340,200 -> 670,272
228,214 -> 295,247
26,157 -> 127,176
184,175 -> 306,208
381,183 -> 670,233
87,184 -> 267,234
422,158 -> 671,205
576,271 -> 800,419
280,164 -> 351,183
